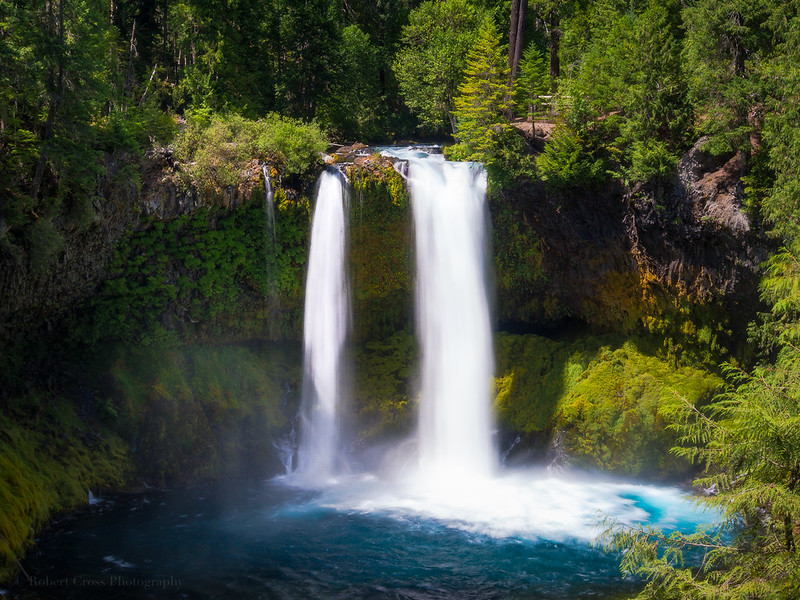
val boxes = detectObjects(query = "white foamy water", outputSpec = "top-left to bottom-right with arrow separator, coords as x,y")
295,169 -> 349,483
283,469 -> 715,543
408,154 -> 495,482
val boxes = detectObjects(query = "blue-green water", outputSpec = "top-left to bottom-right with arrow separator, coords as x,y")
9,471 -> 715,599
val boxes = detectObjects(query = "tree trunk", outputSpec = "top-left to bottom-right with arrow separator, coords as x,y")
509,0 -> 521,76
549,9 -> 560,90
785,514 -> 796,552
30,0 -> 65,202
511,0 -> 527,83
730,11 -> 745,77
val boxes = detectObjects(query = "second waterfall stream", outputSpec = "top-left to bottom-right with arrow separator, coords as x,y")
409,155 -> 495,484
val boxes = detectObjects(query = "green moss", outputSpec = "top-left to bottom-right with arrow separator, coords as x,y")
494,333 -> 723,477
351,329 -> 720,477
346,159 -> 414,341
581,264 -> 737,367
491,196 -> 550,325
353,331 -> 418,442
0,395 -> 131,582
73,189 -> 311,348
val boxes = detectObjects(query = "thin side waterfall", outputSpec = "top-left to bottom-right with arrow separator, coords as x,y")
407,156 -> 495,483
262,165 -> 276,241
295,168 -> 350,483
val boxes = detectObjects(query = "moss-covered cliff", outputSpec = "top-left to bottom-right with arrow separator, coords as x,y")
0,139 -> 767,584
494,333 -> 722,477
0,393 -> 131,581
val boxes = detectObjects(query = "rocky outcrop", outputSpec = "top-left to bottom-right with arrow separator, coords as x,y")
677,137 -> 750,235
630,137 -> 764,299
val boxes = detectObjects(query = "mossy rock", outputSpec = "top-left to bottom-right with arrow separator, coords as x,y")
352,331 -> 418,443
494,332 -> 724,477
346,158 -> 413,342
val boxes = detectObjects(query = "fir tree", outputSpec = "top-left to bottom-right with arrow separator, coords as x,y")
512,43 -> 549,121
450,17 -> 513,164
604,242 -> 800,599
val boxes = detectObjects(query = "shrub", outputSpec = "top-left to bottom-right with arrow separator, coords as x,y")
174,112 -> 327,194
624,139 -> 679,184
536,126 -> 606,189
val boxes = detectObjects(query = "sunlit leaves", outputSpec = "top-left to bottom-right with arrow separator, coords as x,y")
607,347 -> 800,598
451,18 -> 512,159
394,0 -> 485,133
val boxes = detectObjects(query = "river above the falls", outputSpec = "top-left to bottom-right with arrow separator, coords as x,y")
10,471 -> 715,600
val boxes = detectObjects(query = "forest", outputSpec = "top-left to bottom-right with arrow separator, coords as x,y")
2,0 -> 800,598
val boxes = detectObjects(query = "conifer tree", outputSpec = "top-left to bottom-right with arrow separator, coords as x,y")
451,17 -> 513,164
512,43 -> 549,121
682,0 -> 771,153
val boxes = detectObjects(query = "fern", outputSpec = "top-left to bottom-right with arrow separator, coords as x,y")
607,345 -> 800,598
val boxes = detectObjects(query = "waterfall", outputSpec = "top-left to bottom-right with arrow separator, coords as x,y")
407,155 -> 495,483
295,169 -> 350,482
293,152 -> 494,486
262,165 -> 276,241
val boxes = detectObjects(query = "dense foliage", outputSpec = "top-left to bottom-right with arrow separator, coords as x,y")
174,112 -> 327,194
4,0 -> 799,210
73,189 -> 311,347
594,2 -> 800,597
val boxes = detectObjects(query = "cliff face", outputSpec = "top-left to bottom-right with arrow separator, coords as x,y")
1,138 -> 764,369
0,150 -> 200,376
495,137 -> 767,363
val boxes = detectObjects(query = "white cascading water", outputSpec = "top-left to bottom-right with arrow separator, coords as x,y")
262,165 -> 276,241
408,155 -> 495,483
295,169 -> 349,483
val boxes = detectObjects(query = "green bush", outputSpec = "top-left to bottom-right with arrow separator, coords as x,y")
174,112 -> 327,195
536,126 -> 606,189
624,139 -> 679,184
255,114 -> 328,174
